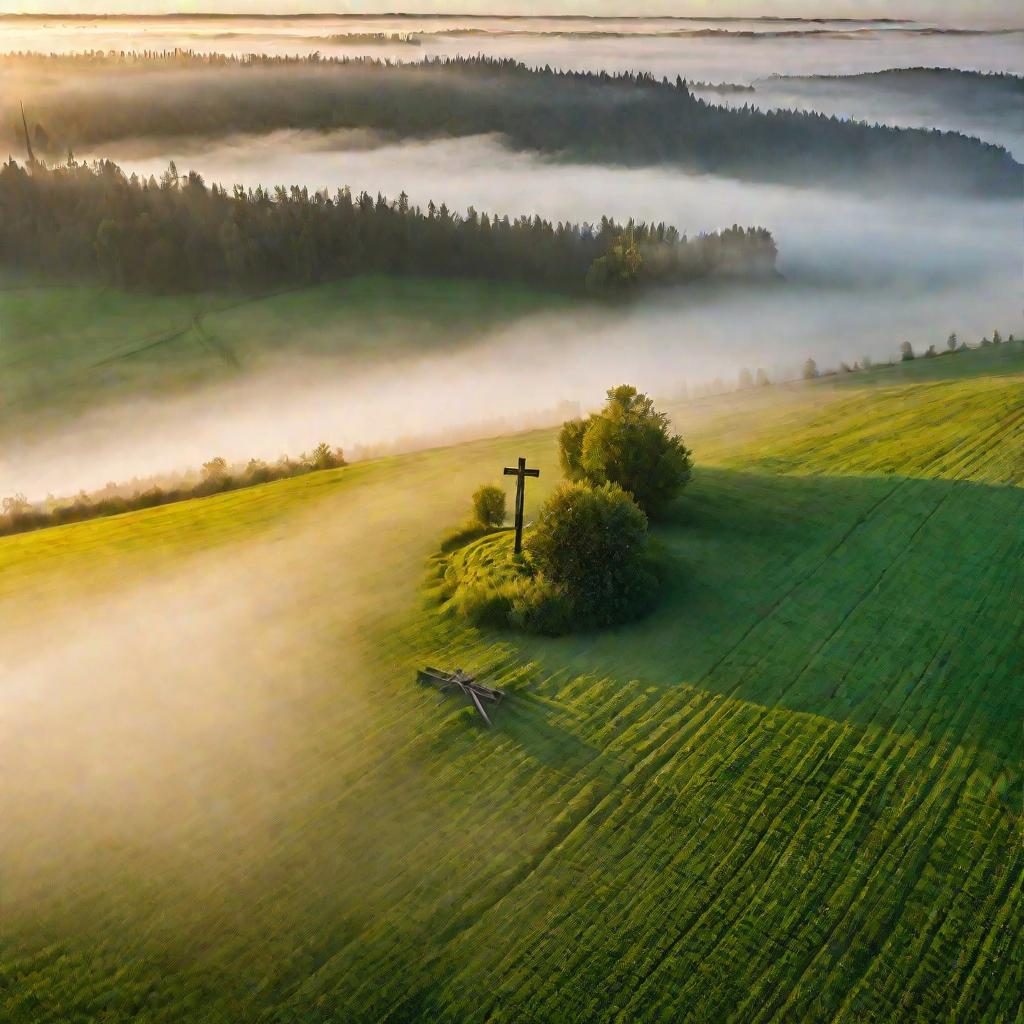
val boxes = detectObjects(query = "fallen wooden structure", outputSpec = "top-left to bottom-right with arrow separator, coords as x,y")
417,667 -> 505,727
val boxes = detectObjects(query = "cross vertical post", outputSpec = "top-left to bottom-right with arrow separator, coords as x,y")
503,456 -> 540,555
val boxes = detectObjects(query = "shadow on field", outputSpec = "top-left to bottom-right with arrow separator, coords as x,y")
499,690 -> 600,770
508,467 -> 1023,754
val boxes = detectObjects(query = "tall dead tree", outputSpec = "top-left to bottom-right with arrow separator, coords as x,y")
20,102 -> 35,166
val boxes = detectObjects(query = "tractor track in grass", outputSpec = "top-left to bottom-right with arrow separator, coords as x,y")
760,476 -> 955,710
689,627 -> 969,1018
830,732 -> 1020,1019
860,798 -> 1013,1019
443,520 -> 900,1009
5,364 -> 1023,1022
470,693 -> 771,1020
608,725 -> 860,1021
598,440 -> 1015,1015
0,288 -> 297,415
912,577 -> 1023,1018
546,710 -> 838,969
955,862 -> 1024,1019
512,687 -> 895,1017
629,721 -> 909,1020
754,659 -> 999,1023
471,469 -> 966,1018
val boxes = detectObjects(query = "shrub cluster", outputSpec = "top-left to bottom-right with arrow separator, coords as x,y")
471,485 -> 507,529
525,481 -> 659,630
444,386 -> 687,635
440,483 -> 659,638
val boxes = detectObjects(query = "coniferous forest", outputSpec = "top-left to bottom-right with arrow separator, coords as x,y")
0,158 -> 778,294
5,52 -> 1021,198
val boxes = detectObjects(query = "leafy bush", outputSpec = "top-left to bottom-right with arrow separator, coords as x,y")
559,385 -> 692,518
526,481 -> 658,628
509,575 -> 576,636
471,484 -> 507,529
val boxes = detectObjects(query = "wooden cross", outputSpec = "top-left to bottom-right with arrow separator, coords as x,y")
417,667 -> 505,727
503,456 -> 540,554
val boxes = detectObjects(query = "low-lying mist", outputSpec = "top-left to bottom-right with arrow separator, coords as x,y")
3,129 -> 1017,500
2,15 -> 1022,83
99,131 -> 1017,291
4,17 -> 1021,506
3,129 -> 1017,501
8,277 -> 1019,503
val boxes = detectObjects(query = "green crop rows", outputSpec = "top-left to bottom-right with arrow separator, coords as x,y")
1,352 -> 1021,1022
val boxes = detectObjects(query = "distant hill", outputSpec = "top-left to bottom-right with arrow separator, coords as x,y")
768,66 -> 1024,104
5,53 -> 1021,198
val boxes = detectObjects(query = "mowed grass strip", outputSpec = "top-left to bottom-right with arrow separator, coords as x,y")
0,366 -> 1021,1023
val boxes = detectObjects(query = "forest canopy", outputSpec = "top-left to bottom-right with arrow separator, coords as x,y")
0,158 -> 778,294
5,52 -> 1021,198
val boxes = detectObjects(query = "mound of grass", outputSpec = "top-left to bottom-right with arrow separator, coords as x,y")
434,479 -> 663,636
431,530 -> 574,635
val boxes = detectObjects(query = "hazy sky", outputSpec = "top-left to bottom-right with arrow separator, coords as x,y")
0,2 -> 1020,28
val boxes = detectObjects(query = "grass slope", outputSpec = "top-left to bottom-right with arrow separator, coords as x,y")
0,275 -> 569,434
1,354 -> 1021,1023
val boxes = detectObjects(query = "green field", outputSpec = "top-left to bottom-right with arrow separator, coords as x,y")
1,350 -> 1022,1022
0,276 -> 570,437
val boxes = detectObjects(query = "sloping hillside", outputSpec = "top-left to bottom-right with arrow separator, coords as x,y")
1,352 -> 1021,1023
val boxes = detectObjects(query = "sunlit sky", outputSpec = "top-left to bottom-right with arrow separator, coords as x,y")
0,1 -> 1020,28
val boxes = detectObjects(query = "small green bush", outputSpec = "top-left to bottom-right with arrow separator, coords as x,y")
436,482 -> 660,635
471,484 -> 507,529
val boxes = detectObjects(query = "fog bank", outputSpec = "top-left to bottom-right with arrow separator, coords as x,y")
0,130 -> 1013,499
6,276 -> 1020,502
2,15 -> 1022,82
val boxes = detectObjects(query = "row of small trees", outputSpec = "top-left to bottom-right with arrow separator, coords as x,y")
0,442 -> 346,538
801,329 -> 1018,380
466,386 -> 691,633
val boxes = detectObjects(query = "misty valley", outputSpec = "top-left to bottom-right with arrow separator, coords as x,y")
0,12 -> 1021,1024
2,43 -> 1021,495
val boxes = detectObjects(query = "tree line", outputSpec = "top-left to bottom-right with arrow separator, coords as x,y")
6,52 -> 1021,197
0,158 -> 778,293
0,442 -> 347,539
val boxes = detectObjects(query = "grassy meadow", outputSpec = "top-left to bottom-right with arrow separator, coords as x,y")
1,347 -> 1021,1022
0,275 -> 570,437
